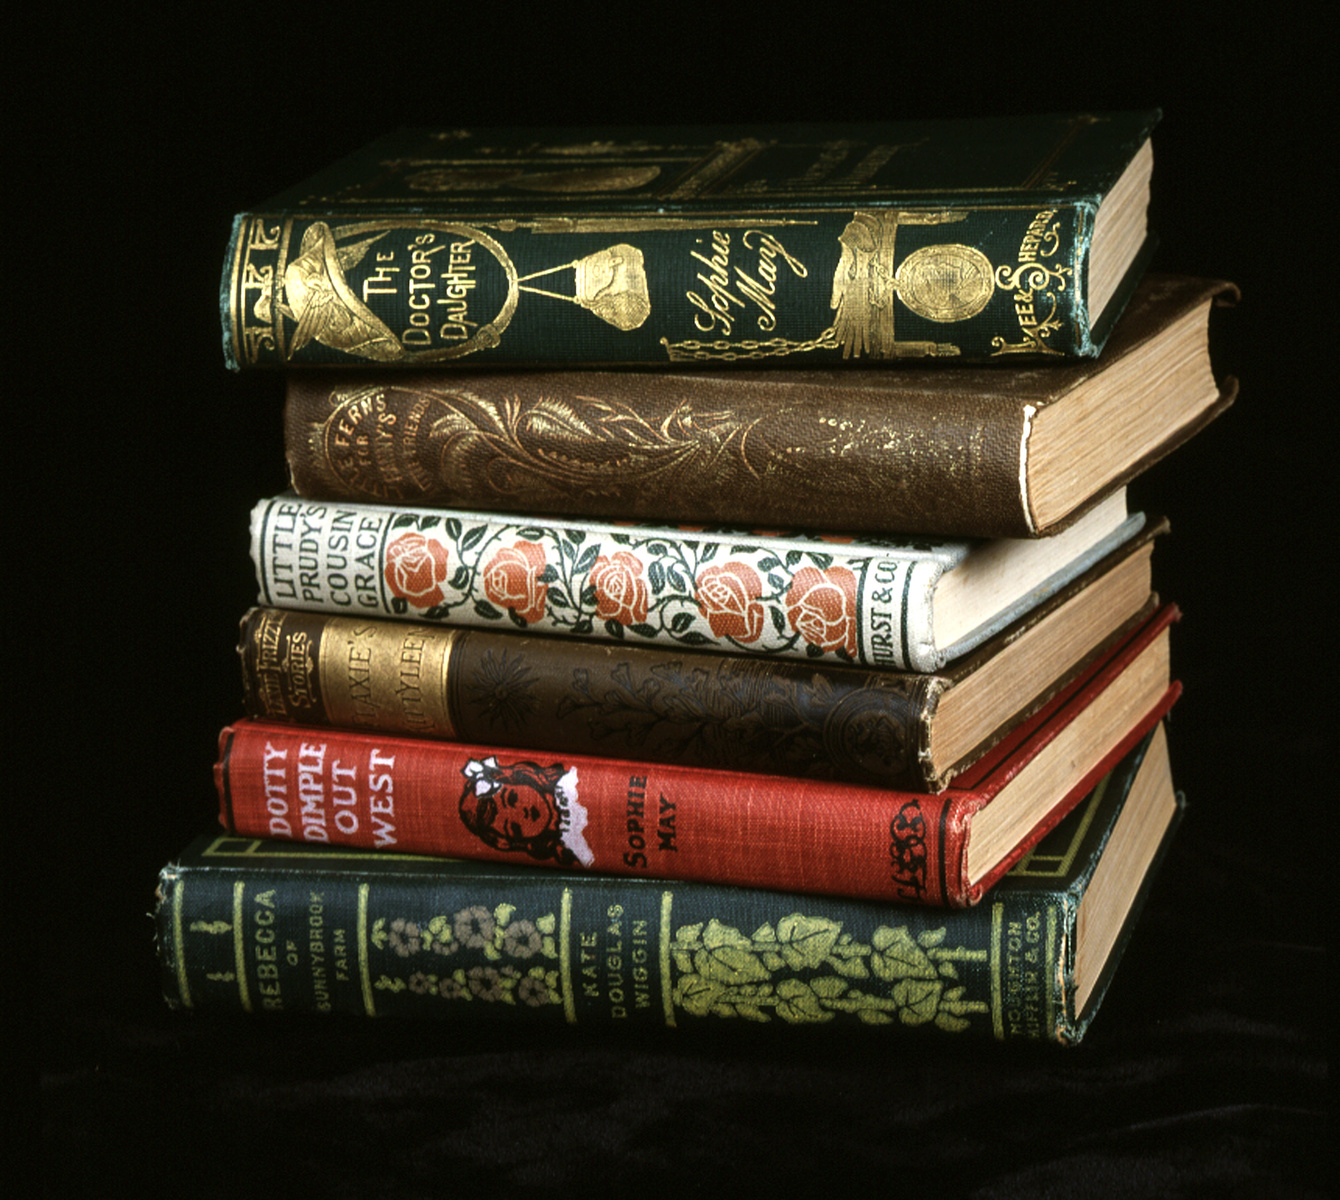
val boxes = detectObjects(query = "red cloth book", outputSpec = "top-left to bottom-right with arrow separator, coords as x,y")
216,607 -> 1179,906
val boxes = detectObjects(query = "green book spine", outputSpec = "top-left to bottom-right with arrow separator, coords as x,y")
221,114 -> 1158,370
157,729 -> 1181,1043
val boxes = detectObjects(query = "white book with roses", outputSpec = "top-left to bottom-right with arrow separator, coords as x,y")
250,490 -> 1140,673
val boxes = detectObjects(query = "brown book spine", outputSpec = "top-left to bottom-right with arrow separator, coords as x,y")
280,276 -> 1238,539
238,607 -> 942,790
282,369 -> 1032,537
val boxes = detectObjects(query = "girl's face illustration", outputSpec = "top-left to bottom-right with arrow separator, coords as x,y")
491,783 -> 559,844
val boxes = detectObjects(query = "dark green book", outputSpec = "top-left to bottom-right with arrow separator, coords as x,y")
156,725 -> 1181,1043
222,112 -> 1158,371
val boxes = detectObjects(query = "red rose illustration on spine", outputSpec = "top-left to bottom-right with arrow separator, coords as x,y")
590,550 -> 650,626
482,540 -> 550,624
695,562 -> 765,643
785,565 -> 859,658
384,532 -> 452,608
459,756 -> 593,868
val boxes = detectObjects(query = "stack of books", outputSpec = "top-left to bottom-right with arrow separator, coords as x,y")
158,113 -> 1235,1042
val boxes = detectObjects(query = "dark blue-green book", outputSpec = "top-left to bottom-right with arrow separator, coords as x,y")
157,724 -> 1180,1044
222,112 -> 1158,370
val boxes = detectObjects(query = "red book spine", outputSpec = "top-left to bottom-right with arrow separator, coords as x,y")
216,720 -> 982,905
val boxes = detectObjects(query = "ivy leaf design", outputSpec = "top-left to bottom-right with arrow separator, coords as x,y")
858,1009 -> 896,1026
829,956 -> 871,980
773,979 -> 832,1024
891,978 -> 944,1025
809,976 -> 849,1000
774,913 -> 843,970
674,974 -> 729,1017
870,926 -> 939,981
733,1004 -> 770,1023
694,920 -> 771,984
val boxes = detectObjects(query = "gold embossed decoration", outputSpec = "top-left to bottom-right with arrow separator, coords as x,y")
277,220 -> 523,363
518,245 -> 651,331
827,210 -> 981,359
281,223 -> 406,362
893,244 -> 996,322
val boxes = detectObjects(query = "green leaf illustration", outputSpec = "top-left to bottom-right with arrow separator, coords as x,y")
674,974 -> 729,1017
774,913 -> 843,969
810,976 -> 849,1000
892,978 -> 943,1024
870,925 -> 939,981
858,1009 -> 896,1026
693,945 -> 770,986
773,979 -> 832,1024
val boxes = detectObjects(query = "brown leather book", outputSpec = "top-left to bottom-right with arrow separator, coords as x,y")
238,522 -> 1161,792
284,275 -> 1235,539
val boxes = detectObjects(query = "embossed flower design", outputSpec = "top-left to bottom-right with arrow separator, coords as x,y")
482,540 -> 550,624
453,905 -> 496,949
388,918 -> 422,957
591,550 -> 650,626
384,532 -> 451,608
501,919 -> 543,959
517,969 -> 560,1007
467,965 -> 516,1001
695,561 -> 766,643
785,565 -> 858,658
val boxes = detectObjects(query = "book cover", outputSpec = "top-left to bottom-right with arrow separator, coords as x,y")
249,490 -> 1141,673
216,605 -> 1178,907
166,725 -> 1182,1043
238,523 -> 1162,791
282,275 -> 1235,539
222,113 -> 1158,370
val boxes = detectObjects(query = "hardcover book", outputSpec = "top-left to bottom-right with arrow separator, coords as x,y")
283,275 -> 1235,538
164,723 -> 1182,1043
250,488 -> 1140,673
222,113 -> 1158,370
216,605 -> 1179,907
238,522 -> 1162,791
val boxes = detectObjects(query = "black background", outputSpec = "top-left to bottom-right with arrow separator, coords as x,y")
28,12 -> 1325,1197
